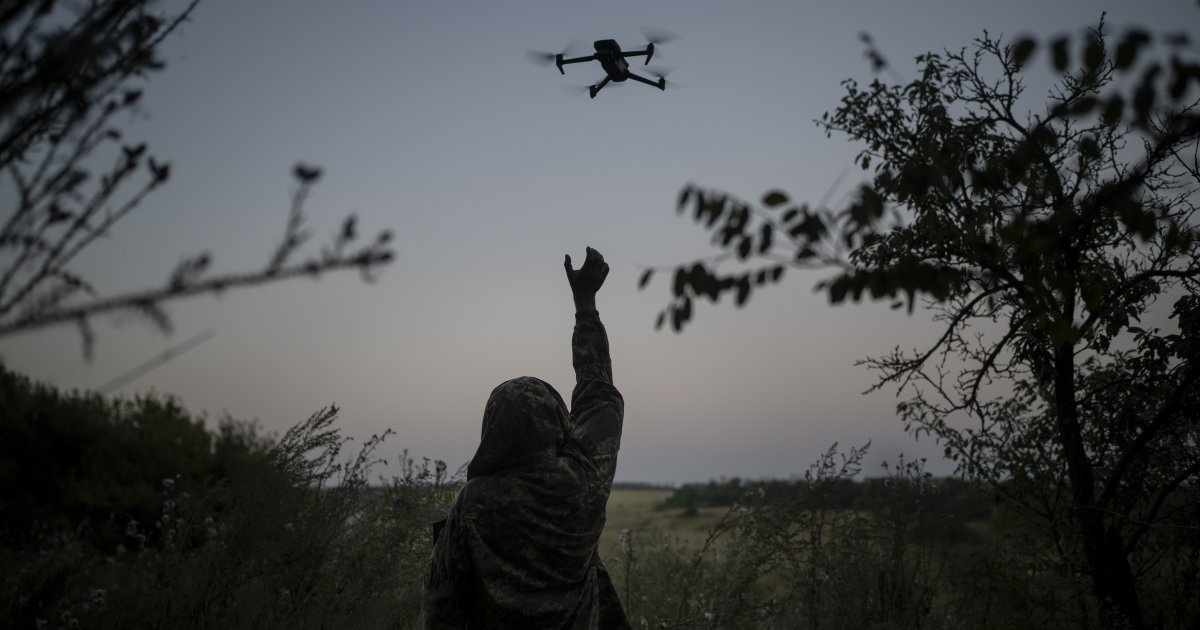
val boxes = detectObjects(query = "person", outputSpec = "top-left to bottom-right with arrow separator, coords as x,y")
423,247 -> 631,629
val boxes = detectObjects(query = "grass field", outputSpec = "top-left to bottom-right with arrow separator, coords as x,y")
599,489 -> 728,559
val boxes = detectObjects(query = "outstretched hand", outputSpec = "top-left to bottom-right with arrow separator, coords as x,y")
564,247 -> 609,311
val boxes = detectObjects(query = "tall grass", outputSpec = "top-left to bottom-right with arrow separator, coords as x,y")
1,406 -> 456,629
4,390 -> 1196,628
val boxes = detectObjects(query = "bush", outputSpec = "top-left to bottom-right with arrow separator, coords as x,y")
0,367 -> 455,628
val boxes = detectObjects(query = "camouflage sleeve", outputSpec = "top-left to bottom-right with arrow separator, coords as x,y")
423,506 -> 471,629
570,310 -> 624,481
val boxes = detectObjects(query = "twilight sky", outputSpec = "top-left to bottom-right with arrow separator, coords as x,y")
1,0 -> 1193,483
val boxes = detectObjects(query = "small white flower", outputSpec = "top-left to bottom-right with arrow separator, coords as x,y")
161,478 -> 174,489
704,612 -> 715,621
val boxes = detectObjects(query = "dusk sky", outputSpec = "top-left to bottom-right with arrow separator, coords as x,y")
1,0 -> 1193,483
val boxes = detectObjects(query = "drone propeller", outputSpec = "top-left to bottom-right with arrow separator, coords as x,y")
525,39 -> 587,68
645,66 -> 681,90
638,27 -> 677,65
641,26 -> 679,45
559,84 -> 590,97
525,50 -> 559,67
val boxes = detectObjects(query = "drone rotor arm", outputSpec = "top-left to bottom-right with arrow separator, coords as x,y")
626,71 -> 666,91
622,44 -> 655,65
557,54 -> 596,74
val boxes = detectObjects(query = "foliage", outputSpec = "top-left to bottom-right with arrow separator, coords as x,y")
3,367 -> 1196,628
643,16 -> 1200,629
657,472 -> 993,529
611,444 -> 994,629
0,0 -> 394,357
0,368 -> 456,629
0,363 -> 270,549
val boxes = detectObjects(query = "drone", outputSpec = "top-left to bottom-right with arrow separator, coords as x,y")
528,29 -> 676,99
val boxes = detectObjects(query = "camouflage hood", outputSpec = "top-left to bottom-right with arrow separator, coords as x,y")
467,376 -> 570,479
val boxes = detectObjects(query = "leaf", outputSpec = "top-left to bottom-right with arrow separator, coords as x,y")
735,277 -> 751,306
672,267 -> 686,297
1012,38 -> 1036,67
758,223 -> 773,254
828,275 -> 850,304
1070,97 -> 1098,115
762,190 -> 789,208
1079,136 -> 1100,160
677,186 -> 693,213
1083,37 -> 1104,70
293,163 -> 323,183
638,269 -> 653,289
1115,29 -> 1150,70
340,215 -> 358,242
1101,97 -> 1124,124
1050,37 -> 1069,73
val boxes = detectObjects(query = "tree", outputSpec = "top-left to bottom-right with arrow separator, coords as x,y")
0,0 -> 394,358
644,17 -> 1200,628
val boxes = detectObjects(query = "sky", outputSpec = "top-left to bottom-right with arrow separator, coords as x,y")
0,0 -> 1194,484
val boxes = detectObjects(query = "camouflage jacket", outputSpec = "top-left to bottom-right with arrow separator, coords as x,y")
424,310 -> 630,629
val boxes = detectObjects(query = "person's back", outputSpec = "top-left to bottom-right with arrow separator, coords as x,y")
423,247 -> 630,629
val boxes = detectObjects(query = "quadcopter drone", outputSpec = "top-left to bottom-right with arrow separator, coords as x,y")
529,30 -> 676,99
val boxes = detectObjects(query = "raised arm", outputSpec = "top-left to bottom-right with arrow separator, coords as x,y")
563,248 -> 624,481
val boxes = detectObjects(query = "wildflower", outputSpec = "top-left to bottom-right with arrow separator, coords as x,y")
704,611 -> 715,621
618,528 -> 631,554
161,478 -> 174,489
278,587 -> 291,600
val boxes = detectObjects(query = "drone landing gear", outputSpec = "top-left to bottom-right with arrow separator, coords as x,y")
589,76 -> 611,99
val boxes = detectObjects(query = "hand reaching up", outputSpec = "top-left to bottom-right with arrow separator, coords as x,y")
564,247 -> 609,311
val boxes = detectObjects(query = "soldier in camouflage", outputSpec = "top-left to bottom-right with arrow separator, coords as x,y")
423,247 -> 631,629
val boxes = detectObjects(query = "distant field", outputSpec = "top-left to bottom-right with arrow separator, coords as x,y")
600,489 -> 729,560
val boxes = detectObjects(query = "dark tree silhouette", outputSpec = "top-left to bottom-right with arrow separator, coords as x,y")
644,17 -> 1200,629
0,0 -> 394,358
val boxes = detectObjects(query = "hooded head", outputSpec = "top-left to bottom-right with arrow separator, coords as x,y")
467,376 -> 570,479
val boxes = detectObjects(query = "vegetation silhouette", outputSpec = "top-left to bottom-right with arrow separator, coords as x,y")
643,14 -> 1200,629
0,0 -> 394,358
